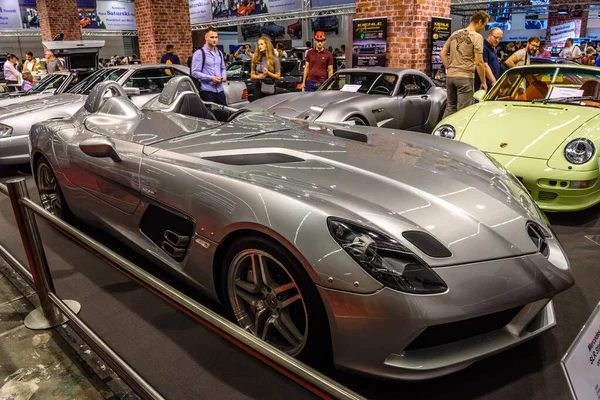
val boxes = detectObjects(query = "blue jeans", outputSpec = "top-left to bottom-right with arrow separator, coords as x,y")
200,90 -> 227,105
304,80 -> 321,92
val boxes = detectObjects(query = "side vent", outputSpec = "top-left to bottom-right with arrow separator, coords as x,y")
140,205 -> 194,262
203,153 -> 304,165
332,129 -> 369,143
402,231 -> 452,258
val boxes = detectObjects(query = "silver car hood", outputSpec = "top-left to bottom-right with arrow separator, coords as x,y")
0,94 -> 85,119
147,115 -> 544,266
246,91 -> 364,117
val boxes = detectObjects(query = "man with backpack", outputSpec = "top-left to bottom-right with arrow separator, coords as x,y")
191,28 -> 227,105
160,45 -> 181,65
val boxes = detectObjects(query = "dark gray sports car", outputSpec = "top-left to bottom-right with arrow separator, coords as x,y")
246,67 -> 447,133
29,77 -> 573,380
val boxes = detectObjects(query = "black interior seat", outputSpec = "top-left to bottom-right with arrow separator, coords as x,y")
174,93 -> 216,120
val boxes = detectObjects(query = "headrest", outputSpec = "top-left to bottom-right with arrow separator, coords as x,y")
84,81 -> 127,113
158,76 -> 199,106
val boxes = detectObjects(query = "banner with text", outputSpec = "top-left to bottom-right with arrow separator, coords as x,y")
189,0 -> 212,24
430,16 -> 451,78
95,1 -> 136,30
0,0 -> 23,29
352,17 -> 387,67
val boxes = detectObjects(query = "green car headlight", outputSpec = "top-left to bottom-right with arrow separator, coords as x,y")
564,138 -> 595,165
0,123 -> 13,137
433,124 -> 455,139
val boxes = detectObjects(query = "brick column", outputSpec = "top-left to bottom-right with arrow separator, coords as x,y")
546,0 -> 589,46
37,0 -> 81,41
134,0 -> 193,65
356,0 -> 451,73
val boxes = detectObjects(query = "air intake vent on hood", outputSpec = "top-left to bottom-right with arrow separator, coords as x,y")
402,231 -> 452,258
203,153 -> 304,165
332,129 -> 369,143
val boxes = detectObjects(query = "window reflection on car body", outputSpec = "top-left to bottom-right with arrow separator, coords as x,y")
531,96 -> 600,105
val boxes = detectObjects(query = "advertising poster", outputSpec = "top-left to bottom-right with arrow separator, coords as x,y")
312,0 -> 354,7
95,1 -> 136,30
78,0 -> 98,29
0,0 -> 24,29
352,17 -> 387,67
266,0 -> 301,14
18,0 -> 38,29
189,0 -> 212,24
430,17 -> 451,78
238,18 -> 303,42
213,0 -> 267,20
549,21 -> 576,44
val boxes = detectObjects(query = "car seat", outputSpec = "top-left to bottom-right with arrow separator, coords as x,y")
173,92 -> 216,120
517,80 -> 548,101
581,80 -> 600,98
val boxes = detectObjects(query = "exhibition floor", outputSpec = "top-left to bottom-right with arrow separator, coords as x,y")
0,165 -> 598,399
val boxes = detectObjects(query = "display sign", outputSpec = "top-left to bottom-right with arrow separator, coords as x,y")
550,21 -> 576,44
19,0 -> 38,29
430,16 -> 451,79
189,0 -> 212,24
0,0 -> 24,29
95,1 -> 136,30
266,0 -> 302,14
562,302 -> 600,400
352,17 -> 387,68
312,0 -> 354,7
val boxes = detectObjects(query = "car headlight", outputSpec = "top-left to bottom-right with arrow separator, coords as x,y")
0,123 -> 13,137
564,138 -> 595,165
328,219 -> 448,294
433,124 -> 455,139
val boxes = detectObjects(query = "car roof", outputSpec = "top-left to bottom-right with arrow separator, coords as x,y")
336,67 -> 412,74
513,64 -> 599,71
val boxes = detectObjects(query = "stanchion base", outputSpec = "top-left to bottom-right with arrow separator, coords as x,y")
24,300 -> 81,330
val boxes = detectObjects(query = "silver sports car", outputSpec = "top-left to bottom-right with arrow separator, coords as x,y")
30,77 -> 573,380
0,64 -> 247,165
246,67 -> 447,133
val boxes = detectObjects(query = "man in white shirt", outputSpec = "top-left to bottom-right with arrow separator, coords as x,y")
3,54 -> 21,92
559,38 -> 582,62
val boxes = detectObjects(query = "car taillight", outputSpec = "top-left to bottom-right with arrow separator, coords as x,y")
242,89 -> 248,100
296,83 -> 302,90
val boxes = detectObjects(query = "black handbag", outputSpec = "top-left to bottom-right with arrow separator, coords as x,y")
260,77 -> 276,95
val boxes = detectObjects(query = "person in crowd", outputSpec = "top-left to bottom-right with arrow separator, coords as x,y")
504,36 -> 540,69
245,44 -> 254,58
21,71 -> 33,91
250,36 -> 281,100
582,47 -> 596,66
100,58 -> 108,68
276,43 -> 287,58
505,42 -> 516,58
515,40 -> 522,50
45,50 -> 63,73
160,44 -> 181,65
579,42 -> 587,55
536,43 -> 551,57
559,38 -> 582,62
3,54 -> 21,91
23,51 -> 39,72
14,56 -> 23,73
475,27 -> 502,92
328,45 -> 334,54
191,27 -> 227,105
340,44 -> 346,55
234,44 -> 251,60
596,43 -> 600,55
302,31 -> 334,92
595,51 -> 600,67
440,10 -> 489,118
304,40 -> 312,58
333,48 -> 341,56
122,54 -> 140,65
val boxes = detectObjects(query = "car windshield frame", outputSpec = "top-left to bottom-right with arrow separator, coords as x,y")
67,68 -> 128,95
28,73 -> 69,94
486,66 -> 600,108
319,71 -> 398,95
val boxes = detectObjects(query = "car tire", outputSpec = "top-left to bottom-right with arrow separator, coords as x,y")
346,116 -> 368,126
222,235 -> 332,365
35,157 -> 71,221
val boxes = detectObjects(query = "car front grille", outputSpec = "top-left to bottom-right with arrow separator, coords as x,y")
403,306 -> 523,351
538,191 -> 558,201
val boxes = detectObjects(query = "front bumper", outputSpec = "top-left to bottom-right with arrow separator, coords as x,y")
0,134 -> 29,165
489,153 -> 600,212
318,238 -> 573,380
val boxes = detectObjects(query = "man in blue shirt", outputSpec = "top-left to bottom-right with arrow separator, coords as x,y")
191,28 -> 227,105
160,45 -> 181,65
475,27 -> 502,92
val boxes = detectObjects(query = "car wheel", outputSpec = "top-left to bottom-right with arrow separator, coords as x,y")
35,157 -> 69,220
346,116 -> 368,126
222,236 -> 331,362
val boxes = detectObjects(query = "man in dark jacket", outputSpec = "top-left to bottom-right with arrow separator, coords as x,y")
160,45 -> 181,65
475,27 -> 502,91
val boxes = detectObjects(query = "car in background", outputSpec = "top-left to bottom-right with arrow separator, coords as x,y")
261,22 -> 285,40
0,71 -> 94,106
30,75 -> 574,381
237,0 -> 255,16
355,44 -> 386,54
530,56 -> 579,65
287,19 -> 302,39
334,56 -> 345,71
226,58 -> 303,102
247,67 -> 447,133
241,23 -> 261,41
433,65 -> 600,212
312,16 -> 339,34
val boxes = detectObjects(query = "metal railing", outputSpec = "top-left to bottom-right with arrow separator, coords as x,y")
0,178 -> 364,400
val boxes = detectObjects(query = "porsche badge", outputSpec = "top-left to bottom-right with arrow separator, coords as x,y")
500,142 -> 508,148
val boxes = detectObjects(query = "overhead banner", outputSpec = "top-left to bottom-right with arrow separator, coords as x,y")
312,0 -> 354,7
0,0 -> 24,29
95,1 -> 136,30
549,21 -> 576,44
430,17 -> 451,78
189,0 -> 212,24
352,17 -> 387,67
267,0 -> 302,14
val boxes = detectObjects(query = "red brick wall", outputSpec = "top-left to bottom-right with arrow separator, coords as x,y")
546,1 -> 588,45
37,0 -> 81,42
356,0 -> 451,73
135,0 -> 193,65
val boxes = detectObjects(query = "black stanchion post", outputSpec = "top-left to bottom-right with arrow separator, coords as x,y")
5,177 -> 80,329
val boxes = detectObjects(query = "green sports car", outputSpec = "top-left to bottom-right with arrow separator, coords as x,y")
433,65 -> 600,212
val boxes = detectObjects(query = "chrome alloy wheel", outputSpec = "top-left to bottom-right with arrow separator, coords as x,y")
227,249 -> 308,356
36,162 -> 63,218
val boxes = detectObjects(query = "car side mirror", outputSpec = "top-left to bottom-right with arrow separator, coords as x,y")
473,89 -> 486,102
79,137 -> 121,162
403,83 -> 421,98
124,87 -> 140,97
